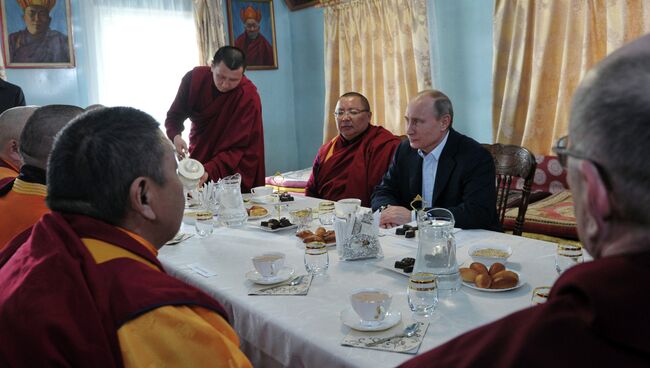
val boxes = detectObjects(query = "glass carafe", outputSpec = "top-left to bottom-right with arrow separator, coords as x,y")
216,174 -> 247,227
413,208 -> 460,295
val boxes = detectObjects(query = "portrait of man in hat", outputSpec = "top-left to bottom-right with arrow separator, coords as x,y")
4,0 -> 73,65
229,1 -> 277,68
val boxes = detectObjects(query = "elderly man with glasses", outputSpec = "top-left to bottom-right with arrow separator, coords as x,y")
305,92 -> 400,207
399,35 -> 650,367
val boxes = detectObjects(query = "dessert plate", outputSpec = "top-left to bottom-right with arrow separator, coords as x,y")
245,267 -> 295,285
376,256 -> 414,277
252,223 -> 298,232
462,270 -> 525,292
340,307 -> 402,332
251,195 -> 279,204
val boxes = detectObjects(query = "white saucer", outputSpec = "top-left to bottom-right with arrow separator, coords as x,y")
245,266 -> 295,285
340,307 -> 401,331
251,195 -> 278,204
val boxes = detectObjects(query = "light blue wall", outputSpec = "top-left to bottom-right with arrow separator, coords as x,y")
288,7 -> 324,169
429,0 -> 494,144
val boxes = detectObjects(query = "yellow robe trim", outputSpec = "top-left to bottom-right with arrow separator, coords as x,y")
11,178 -> 47,197
323,136 -> 338,163
80,233 -> 252,368
0,166 -> 18,180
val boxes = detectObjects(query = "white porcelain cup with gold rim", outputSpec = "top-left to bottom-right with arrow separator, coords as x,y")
350,288 -> 392,327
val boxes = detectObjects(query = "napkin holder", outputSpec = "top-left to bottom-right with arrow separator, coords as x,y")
335,211 -> 383,261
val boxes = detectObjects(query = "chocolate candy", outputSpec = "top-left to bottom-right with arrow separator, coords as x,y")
405,230 -> 416,238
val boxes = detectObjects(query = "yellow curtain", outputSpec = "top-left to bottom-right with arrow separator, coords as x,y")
193,0 -> 227,66
321,0 -> 432,142
493,0 -> 650,154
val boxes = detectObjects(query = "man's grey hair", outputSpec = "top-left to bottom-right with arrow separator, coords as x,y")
417,89 -> 454,126
20,105 -> 84,168
46,106 -> 169,225
570,36 -> 650,225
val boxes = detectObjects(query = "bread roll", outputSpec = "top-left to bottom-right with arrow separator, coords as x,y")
488,262 -> 506,276
492,270 -> 519,282
296,230 -> 313,239
460,268 -> 478,283
303,235 -> 324,243
470,262 -> 489,275
491,275 -> 518,289
475,273 -> 492,288
315,227 -> 326,237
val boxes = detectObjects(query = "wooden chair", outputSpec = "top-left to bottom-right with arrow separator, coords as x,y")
482,143 -> 537,236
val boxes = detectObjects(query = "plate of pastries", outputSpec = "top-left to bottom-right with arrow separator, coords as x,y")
460,262 -> 524,292
296,227 -> 336,245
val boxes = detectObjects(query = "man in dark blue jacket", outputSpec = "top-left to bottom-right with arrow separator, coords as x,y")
371,90 -> 500,231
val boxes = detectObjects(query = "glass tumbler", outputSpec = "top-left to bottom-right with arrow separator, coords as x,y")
318,201 -> 335,225
290,208 -> 313,232
195,211 -> 214,237
407,272 -> 438,316
555,244 -> 583,274
304,241 -> 329,276
531,286 -> 551,305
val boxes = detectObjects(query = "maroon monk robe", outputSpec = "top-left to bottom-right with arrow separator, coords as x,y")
306,125 -> 400,207
400,252 -> 650,367
0,212 -> 229,367
235,33 -> 274,66
166,67 -> 265,192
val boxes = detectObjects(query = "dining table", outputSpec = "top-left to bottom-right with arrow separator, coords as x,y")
158,195 -> 567,367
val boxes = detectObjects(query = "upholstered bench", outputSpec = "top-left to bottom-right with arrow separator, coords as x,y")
264,168 -> 311,195
504,155 -> 578,240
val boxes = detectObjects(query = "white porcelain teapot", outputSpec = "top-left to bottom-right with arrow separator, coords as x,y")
177,157 -> 204,190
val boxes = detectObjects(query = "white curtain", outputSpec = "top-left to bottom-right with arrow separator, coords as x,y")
79,0 -> 198,125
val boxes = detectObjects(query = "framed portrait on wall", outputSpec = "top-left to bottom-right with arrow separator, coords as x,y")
284,0 -> 318,11
0,0 -> 75,68
227,0 -> 278,70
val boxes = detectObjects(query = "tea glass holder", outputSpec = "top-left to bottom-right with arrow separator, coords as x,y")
555,244 -> 583,275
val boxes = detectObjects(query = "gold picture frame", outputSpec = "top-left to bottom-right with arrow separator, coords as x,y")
1,0 -> 75,68
227,0 -> 278,70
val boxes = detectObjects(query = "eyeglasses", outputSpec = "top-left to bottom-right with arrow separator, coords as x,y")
553,135 -> 611,189
333,109 -> 369,118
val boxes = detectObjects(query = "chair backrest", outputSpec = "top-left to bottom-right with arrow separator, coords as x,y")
481,143 -> 536,236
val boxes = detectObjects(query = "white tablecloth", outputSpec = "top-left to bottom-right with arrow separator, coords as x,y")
159,197 -> 562,367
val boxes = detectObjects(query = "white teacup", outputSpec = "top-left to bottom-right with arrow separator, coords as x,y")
251,186 -> 273,198
252,252 -> 285,278
335,198 -> 361,218
350,288 -> 392,326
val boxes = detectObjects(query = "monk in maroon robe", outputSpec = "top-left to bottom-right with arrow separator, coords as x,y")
166,46 -> 264,192
400,33 -> 650,368
0,107 -> 251,367
306,92 -> 400,207
234,5 -> 274,66
0,106 -> 37,180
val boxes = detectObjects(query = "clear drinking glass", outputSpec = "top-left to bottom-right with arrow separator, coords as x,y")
555,244 -> 583,274
531,286 -> 551,305
290,208 -> 313,232
195,211 -> 214,237
318,201 -> 335,225
407,272 -> 438,316
304,241 -> 329,276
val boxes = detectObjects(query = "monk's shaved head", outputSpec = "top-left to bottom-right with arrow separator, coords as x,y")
0,106 -> 38,147
20,104 -> 84,169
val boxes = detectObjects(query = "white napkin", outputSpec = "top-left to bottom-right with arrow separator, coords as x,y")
341,320 -> 429,354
